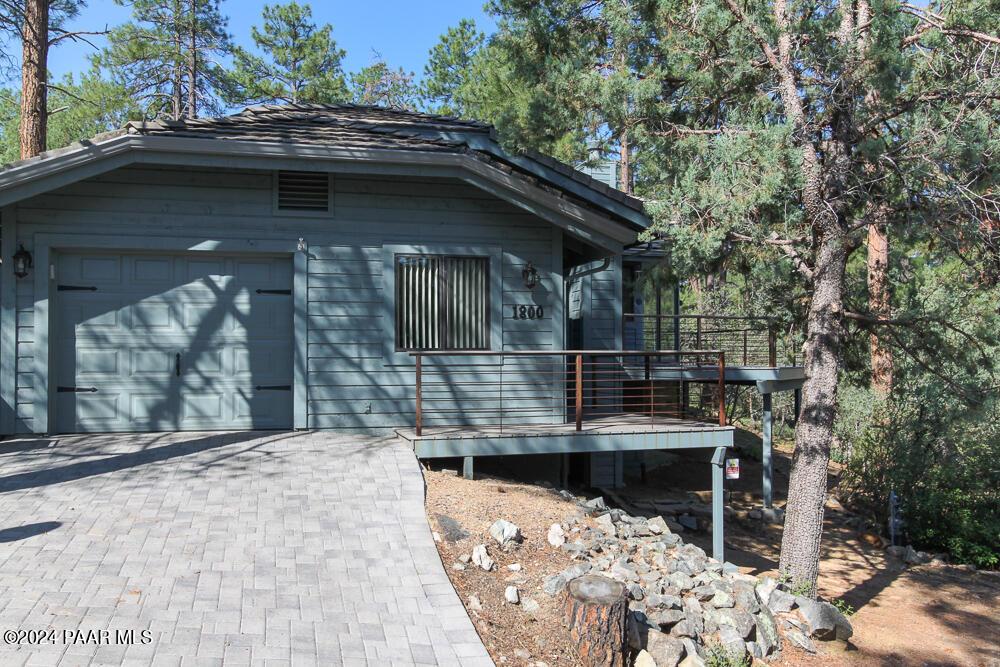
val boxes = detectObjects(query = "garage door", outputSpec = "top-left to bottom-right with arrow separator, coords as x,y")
54,252 -> 293,433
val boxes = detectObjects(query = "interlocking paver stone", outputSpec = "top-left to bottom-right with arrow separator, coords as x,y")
0,432 -> 491,666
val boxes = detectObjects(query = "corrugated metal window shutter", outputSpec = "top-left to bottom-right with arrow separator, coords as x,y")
277,171 -> 329,211
396,255 -> 489,350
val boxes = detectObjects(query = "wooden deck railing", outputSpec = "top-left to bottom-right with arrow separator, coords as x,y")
623,313 -> 788,367
411,350 -> 726,436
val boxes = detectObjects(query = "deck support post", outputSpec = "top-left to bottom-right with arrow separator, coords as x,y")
711,446 -> 726,563
463,456 -> 474,480
762,392 -> 773,509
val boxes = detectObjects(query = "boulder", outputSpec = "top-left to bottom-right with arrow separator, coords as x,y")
543,573 -> 567,596
648,516 -> 669,535
755,576 -> 778,606
767,588 -> 796,614
547,523 -> 566,548
709,589 -> 735,609
714,608 -> 755,639
628,610 -> 654,651
785,628 -> 816,653
647,631 -> 686,667
595,513 -> 617,537
650,609 -> 686,629
489,520 -> 522,548
683,596 -> 705,634
582,496 -> 607,513
471,544 -> 495,571
796,598 -> 853,641
669,619 -> 696,639
668,572 -> 695,592
628,583 -> 646,601
716,625 -> 747,658
634,650 -> 657,667
754,606 -> 781,655
648,593 -> 683,610
886,544 -> 906,559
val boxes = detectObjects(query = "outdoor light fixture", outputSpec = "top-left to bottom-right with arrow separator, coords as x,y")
12,244 -> 32,279
522,261 -> 540,289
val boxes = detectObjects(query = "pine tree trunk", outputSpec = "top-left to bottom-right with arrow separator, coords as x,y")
562,575 -> 627,667
778,228 -> 848,596
19,0 -> 49,159
867,202 -> 893,394
187,0 -> 198,118
619,131 -> 631,194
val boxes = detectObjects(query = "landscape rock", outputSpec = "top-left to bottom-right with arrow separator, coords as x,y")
647,516 -> 669,534
595,513 -> 617,537
507,563 -> 522,572
709,589 -> 735,609
472,544 -> 495,571
582,496 -> 607,513
796,598 -> 853,641
785,628 -> 816,653
547,523 -> 566,547
717,625 -> 747,658
650,609 -> 686,629
634,649 -> 657,667
542,573 -> 567,596
761,507 -> 785,524
434,514 -> 470,542
467,594 -> 483,612
669,619 -> 696,638
522,598 -> 541,614
505,586 -> 520,604
647,631 -> 686,667
755,576 -> 778,605
513,648 -> 531,660
754,607 -> 781,655
904,545 -> 930,565
452,563 -> 466,571
489,520 -> 522,548
714,607 -> 755,639
767,588 -> 796,614
682,597 -> 705,634
648,593 -> 683,610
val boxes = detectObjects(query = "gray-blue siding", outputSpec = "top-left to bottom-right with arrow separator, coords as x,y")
4,165 -> 578,433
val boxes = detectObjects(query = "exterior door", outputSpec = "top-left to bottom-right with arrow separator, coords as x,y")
54,251 -> 293,432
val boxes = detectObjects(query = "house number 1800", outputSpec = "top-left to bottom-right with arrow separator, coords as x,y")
512,305 -> 544,319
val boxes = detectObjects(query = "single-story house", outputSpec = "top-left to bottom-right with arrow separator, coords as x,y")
0,103 -> 656,434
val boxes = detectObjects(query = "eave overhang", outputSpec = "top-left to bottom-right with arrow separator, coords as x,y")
0,134 -> 646,252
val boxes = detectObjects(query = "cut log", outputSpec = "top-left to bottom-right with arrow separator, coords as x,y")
562,574 -> 628,667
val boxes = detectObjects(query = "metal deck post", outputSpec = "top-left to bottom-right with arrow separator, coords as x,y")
762,392 -> 773,509
711,446 -> 726,562
463,457 -> 474,480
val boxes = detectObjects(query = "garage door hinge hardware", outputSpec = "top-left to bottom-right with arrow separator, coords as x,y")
256,288 -> 291,295
57,285 -> 97,291
57,386 -> 97,393
255,385 -> 291,391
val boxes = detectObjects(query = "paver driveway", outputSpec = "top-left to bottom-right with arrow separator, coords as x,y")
0,431 -> 492,666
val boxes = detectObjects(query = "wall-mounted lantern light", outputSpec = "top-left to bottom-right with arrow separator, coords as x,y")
12,244 -> 32,279
522,261 -> 540,290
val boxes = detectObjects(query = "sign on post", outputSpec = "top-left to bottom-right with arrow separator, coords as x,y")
725,458 -> 740,480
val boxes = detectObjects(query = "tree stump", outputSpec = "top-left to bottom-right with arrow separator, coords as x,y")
561,575 -> 628,667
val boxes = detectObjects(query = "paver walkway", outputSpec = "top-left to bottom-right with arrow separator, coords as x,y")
0,431 -> 492,666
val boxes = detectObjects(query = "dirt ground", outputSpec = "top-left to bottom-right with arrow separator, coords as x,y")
423,431 -> 1000,666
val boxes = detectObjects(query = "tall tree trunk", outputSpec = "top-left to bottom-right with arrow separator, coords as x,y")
173,12 -> 183,120
778,228 -> 848,595
187,0 -> 198,118
619,129 -> 631,194
19,0 -> 49,159
867,209 -> 892,393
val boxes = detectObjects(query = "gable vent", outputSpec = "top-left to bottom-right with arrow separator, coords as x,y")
277,171 -> 330,211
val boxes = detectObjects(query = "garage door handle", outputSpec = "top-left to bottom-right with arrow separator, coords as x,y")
57,386 -> 97,393
175,353 -> 181,377
255,385 -> 291,391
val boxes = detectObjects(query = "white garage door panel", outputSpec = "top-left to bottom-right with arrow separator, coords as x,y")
55,252 -> 293,433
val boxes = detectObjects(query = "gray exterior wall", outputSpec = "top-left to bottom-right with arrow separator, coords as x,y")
2,165 -> 577,434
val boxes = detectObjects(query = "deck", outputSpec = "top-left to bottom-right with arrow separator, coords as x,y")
397,414 -> 734,458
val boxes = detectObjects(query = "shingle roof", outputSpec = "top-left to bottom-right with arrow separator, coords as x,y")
123,104 -> 647,221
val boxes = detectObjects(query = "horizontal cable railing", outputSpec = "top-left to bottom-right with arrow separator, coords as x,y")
411,350 -> 727,436
623,313 -> 791,367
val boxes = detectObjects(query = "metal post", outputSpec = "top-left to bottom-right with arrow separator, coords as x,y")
463,456 -> 474,480
415,354 -> 422,436
711,446 -> 726,562
575,353 -> 583,431
672,283 -> 681,354
717,351 -> 727,426
762,392 -> 773,509
645,355 -> 652,418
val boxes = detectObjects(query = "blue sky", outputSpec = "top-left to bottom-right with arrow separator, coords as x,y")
45,0 -> 497,84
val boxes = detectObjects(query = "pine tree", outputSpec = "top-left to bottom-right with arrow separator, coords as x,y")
421,19 -> 484,117
481,0 -> 999,595
223,1 -> 348,106
349,56 -> 419,109
101,0 -> 231,120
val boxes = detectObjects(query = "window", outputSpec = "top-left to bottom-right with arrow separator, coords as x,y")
276,170 -> 329,211
395,255 -> 490,350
